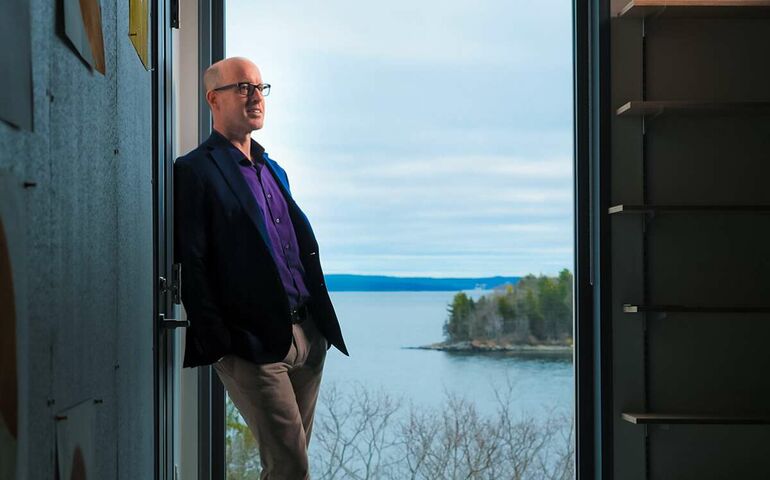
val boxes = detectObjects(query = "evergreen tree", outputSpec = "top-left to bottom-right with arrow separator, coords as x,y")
443,270 -> 574,345
443,292 -> 474,341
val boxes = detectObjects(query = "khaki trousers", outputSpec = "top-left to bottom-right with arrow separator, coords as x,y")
214,316 -> 327,480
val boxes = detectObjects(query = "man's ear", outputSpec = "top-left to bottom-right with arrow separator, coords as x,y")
206,90 -> 217,110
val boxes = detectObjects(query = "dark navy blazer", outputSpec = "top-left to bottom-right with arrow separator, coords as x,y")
174,132 -> 349,368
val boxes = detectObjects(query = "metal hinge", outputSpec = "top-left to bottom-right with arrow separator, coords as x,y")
159,263 -> 182,304
158,263 -> 188,329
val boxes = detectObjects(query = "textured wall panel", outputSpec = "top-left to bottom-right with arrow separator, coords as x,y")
0,0 -> 154,478
115,0 -> 154,478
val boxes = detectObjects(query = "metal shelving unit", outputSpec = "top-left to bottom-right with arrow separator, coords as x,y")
612,3 -> 770,476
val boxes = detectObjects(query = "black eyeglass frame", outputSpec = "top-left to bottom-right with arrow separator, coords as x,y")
211,82 -> 271,97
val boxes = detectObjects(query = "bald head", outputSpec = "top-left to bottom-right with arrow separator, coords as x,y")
204,57 -> 266,139
202,63 -> 221,92
203,57 -> 259,92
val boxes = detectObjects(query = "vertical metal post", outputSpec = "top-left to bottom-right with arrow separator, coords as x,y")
197,1 -> 226,479
640,17 -> 652,480
153,0 -> 176,477
573,0 -> 595,477
574,0 -> 613,477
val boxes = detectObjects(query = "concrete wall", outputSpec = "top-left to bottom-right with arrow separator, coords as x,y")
608,3 -> 770,478
0,0 -> 154,478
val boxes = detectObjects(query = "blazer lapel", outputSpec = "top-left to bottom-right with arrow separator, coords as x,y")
208,145 -> 274,252
263,156 -> 318,249
263,158 -> 293,202
263,157 -> 309,228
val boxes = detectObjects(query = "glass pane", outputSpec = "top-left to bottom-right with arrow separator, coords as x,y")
224,0 -> 574,477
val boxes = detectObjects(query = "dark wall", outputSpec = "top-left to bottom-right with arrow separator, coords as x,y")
0,1 -> 154,478
608,3 -> 770,478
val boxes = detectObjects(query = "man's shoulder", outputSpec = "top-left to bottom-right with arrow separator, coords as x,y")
176,143 -> 210,166
175,141 -> 224,178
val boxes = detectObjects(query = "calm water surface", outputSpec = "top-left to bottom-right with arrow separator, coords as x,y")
322,291 -> 574,419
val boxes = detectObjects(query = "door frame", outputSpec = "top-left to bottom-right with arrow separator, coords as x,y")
153,0 -> 180,478
196,2 -> 227,480
190,0 -> 611,478
573,0 -> 612,478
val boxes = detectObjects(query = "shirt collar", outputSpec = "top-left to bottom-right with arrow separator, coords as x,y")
211,129 -> 266,166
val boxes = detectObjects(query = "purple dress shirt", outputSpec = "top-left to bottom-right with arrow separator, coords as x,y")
222,134 -> 311,308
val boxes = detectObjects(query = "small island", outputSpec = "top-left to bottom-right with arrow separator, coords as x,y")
412,269 -> 574,356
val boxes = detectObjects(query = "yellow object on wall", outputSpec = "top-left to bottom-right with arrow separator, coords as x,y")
63,0 -> 106,75
129,0 -> 150,69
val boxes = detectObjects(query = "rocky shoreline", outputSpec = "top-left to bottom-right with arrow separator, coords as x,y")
407,340 -> 573,355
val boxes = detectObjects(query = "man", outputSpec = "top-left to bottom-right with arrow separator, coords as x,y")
174,57 -> 349,479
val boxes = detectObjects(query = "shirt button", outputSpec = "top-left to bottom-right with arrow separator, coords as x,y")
284,243 -> 290,250
275,218 -> 281,224
266,193 -> 272,199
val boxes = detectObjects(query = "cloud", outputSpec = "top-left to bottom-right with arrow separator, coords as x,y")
226,0 -> 574,276
321,250 -> 574,278
227,0 -> 572,69
265,149 -> 572,209
261,147 -> 574,276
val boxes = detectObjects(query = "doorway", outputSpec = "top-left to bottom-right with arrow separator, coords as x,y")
221,1 -> 577,478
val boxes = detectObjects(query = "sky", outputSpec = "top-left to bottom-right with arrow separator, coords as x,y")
225,0 -> 574,277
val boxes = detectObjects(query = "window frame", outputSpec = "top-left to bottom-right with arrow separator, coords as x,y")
202,0 -> 611,477
196,2 -> 227,480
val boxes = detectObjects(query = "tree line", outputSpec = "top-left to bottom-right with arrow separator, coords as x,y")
226,382 -> 574,479
443,269 -> 573,345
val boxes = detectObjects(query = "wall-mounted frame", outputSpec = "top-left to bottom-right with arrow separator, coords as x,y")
129,0 -> 150,69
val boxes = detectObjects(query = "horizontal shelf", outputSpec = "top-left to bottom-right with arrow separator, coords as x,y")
609,204 -> 770,214
618,0 -> 770,18
616,101 -> 770,117
622,412 -> 770,425
623,304 -> 770,313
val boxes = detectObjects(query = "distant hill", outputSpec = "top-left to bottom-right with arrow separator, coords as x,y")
324,274 -> 521,292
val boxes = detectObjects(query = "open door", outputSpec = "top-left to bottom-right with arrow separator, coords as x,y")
153,1 -> 187,479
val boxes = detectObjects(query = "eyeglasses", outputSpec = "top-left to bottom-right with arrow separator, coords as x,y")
212,82 -> 271,97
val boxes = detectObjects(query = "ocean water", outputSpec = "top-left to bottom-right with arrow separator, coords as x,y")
225,290 -> 575,478
322,290 -> 574,420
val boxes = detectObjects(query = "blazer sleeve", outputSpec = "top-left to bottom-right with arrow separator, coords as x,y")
264,154 -> 292,195
280,166 -> 291,195
173,160 -> 230,351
